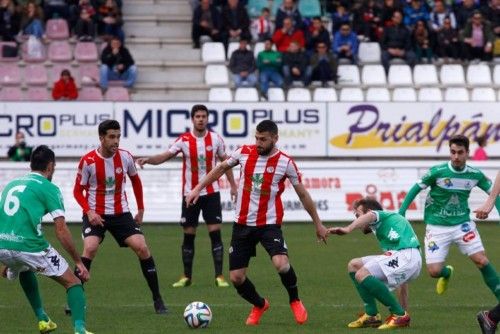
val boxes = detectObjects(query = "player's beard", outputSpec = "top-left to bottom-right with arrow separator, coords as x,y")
257,144 -> 273,156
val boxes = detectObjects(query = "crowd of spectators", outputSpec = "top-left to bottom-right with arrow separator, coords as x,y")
192,0 -> 500,99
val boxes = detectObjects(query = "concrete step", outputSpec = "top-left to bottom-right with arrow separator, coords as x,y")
123,15 -> 191,23
131,89 -> 208,101
124,22 -> 191,38
136,66 -> 204,84
128,45 -> 200,61
122,0 -> 191,16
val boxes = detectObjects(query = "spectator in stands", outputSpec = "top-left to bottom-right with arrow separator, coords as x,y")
74,7 -> 95,41
333,23 -> 359,64
52,69 -> 78,100
429,0 -> 457,32
310,41 -> 338,87
352,0 -> 382,41
380,10 -> 417,72
257,38 -> 283,99
436,17 -> 460,61
250,7 -> 273,42
305,17 -> 331,55
481,0 -> 500,37
221,0 -> 250,46
380,0 -> 403,28
228,38 -> 257,87
191,0 -> 221,48
69,0 -> 96,34
461,10 -> 494,61
19,1 -> 44,39
100,36 -> 137,90
403,0 -> 430,28
272,16 -> 305,52
43,0 -> 70,21
7,131 -> 32,162
0,0 -> 20,41
282,40 -> 311,87
413,19 -> 433,63
97,0 -> 124,42
331,4 -> 351,34
455,0 -> 478,29
275,0 -> 303,30
472,135 -> 488,160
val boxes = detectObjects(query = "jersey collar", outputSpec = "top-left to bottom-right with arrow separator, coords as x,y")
447,161 -> 467,174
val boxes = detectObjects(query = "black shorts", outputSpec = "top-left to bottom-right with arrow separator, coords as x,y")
229,223 -> 288,270
82,212 -> 143,247
181,192 -> 222,227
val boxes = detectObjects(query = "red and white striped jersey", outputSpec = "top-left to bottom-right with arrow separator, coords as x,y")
75,149 -> 137,215
226,145 -> 301,226
169,131 -> 227,196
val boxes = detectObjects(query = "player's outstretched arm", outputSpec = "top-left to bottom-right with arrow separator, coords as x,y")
186,161 -> 233,206
398,184 -> 422,217
328,212 -> 376,235
475,171 -> 500,219
293,183 -> 328,243
136,151 -> 176,168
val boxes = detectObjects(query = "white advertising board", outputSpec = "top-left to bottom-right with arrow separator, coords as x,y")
327,102 -> 500,157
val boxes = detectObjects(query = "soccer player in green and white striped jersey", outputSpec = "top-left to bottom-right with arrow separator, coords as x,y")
399,135 -> 500,302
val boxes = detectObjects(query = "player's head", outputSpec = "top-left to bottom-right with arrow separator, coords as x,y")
353,197 -> 382,234
448,134 -> 469,169
191,104 -> 209,132
98,119 -> 121,156
30,145 -> 56,181
255,120 -> 278,155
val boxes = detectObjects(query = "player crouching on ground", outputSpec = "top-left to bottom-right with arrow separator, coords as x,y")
328,197 -> 422,330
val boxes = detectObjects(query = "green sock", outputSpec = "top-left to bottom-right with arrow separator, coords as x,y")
439,266 -> 451,279
480,263 -> 500,302
19,271 -> 48,322
360,276 -> 405,316
67,284 -> 86,331
349,272 -> 378,316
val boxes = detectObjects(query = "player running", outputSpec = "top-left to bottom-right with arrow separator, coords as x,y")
328,197 -> 421,329
399,135 -> 500,300
0,145 -> 92,334
136,104 -> 237,288
185,120 -> 329,326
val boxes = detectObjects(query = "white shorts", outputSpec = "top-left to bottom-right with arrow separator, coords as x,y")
0,245 -> 69,279
362,248 -> 422,290
424,222 -> 484,264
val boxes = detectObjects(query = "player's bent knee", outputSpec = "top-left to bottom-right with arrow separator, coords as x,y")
471,254 -> 489,268
229,272 -> 245,285
347,258 -> 362,272
354,267 -> 371,283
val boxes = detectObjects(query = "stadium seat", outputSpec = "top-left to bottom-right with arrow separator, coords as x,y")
105,87 -> 130,101
48,41 -> 72,62
79,63 -> 99,86
287,87 -> 311,101
444,87 -> 469,101
247,0 -> 269,17
78,87 -> 103,101
392,87 -> 417,101
358,42 -> 381,64
471,87 -> 496,101
366,87 -> 390,101
208,87 -> 233,101
205,64 -> 229,85
339,87 -> 364,101
21,41 -> 46,63
466,64 -> 491,86
25,64 -> 48,86
388,65 -> 413,86
418,87 -> 442,101
226,42 -> 241,60
0,41 -> 20,61
361,65 -> 386,86
440,64 -> 466,86
234,87 -> 259,101
298,0 -> 321,17
313,87 -> 337,101
46,19 -> 69,40
493,65 -> 500,87
202,42 -> 226,63
26,87 -> 49,100
0,64 -> 21,86
267,87 -> 285,101
413,64 -> 439,86
74,42 -> 98,62
337,65 -> 360,86
0,86 -> 22,100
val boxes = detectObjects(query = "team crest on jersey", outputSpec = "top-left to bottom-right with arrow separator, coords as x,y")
115,167 -> 123,174
266,167 -> 275,173
206,145 -> 213,151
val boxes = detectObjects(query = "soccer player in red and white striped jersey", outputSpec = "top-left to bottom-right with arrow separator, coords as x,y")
186,120 -> 329,326
136,104 -> 237,288
73,120 -> 167,315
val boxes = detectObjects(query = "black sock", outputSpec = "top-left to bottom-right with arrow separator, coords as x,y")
279,265 -> 299,303
209,230 -> 223,277
489,303 -> 500,323
140,256 -> 161,300
182,233 -> 195,278
74,257 -> 92,284
235,278 -> 265,308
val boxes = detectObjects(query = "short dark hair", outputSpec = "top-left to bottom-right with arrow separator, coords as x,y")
261,7 -> 269,13
30,145 -> 55,172
98,119 -> 120,136
449,134 -> 469,151
191,104 -> 209,118
256,120 -> 278,135
353,197 -> 383,212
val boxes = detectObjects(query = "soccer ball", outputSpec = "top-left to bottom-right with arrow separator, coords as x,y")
183,301 -> 212,328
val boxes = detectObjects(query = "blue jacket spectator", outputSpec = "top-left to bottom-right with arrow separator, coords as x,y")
275,0 -> 303,30
20,1 -> 44,38
333,23 -> 359,64
429,0 -> 457,32
331,4 -> 351,34
403,0 -> 430,28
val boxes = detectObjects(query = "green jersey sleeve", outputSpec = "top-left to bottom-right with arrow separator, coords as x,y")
44,184 -> 65,219
477,172 -> 493,193
418,167 -> 438,188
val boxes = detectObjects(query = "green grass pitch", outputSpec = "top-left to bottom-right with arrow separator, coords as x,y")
0,222 -> 498,333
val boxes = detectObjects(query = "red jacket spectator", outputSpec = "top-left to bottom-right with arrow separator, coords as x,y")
272,17 -> 305,52
52,69 -> 78,100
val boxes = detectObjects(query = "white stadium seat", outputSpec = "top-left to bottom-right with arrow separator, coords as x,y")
466,64 -> 492,86
366,87 -> 390,101
440,64 -> 466,86
313,87 -> 337,101
202,42 -> 226,63
204,65 -> 229,85
226,42 -> 240,60
358,42 -> 381,64
287,87 -> 311,101
234,87 -> 259,101
339,87 -> 364,101
444,88 -> 469,101
208,87 -> 233,101
493,65 -> 500,87
418,87 -> 442,101
361,65 -> 386,86
471,87 -> 496,101
388,64 -> 413,86
413,64 -> 439,86
392,87 -> 417,101
337,65 -> 360,86
267,87 -> 285,101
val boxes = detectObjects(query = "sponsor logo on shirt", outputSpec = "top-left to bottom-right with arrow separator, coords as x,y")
387,228 -> 400,241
